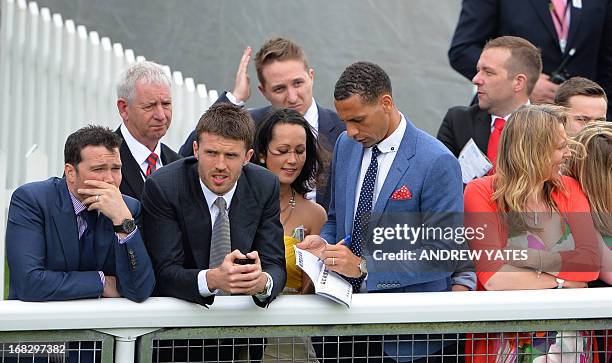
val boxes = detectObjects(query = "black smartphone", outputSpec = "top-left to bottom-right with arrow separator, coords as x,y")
234,258 -> 255,265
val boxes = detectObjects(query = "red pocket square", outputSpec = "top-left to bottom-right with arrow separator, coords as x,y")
391,185 -> 412,200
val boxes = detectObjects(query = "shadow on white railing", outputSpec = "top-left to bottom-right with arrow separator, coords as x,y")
0,0 -> 218,190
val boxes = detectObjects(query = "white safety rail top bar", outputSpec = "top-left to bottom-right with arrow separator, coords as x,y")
1,289 -> 611,332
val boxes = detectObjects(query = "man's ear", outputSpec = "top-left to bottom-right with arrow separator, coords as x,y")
514,73 -> 528,93
245,148 -> 254,165
117,98 -> 129,122
64,163 -> 76,183
308,68 -> 315,81
192,141 -> 199,160
380,94 -> 394,113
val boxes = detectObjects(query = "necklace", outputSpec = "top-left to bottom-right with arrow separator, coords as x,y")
280,189 -> 296,224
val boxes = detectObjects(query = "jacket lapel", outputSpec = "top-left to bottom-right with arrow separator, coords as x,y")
528,0 -> 562,51
228,173 -> 259,253
345,143 -> 364,234
116,128 -> 145,198
52,179 -> 80,271
182,164 -> 213,269
371,119 -> 417,224
474,108 -> 492,154
565,2 -> 582,55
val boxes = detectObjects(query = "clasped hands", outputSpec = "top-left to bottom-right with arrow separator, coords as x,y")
206,250 -> 268,295
297,235 -> 362,278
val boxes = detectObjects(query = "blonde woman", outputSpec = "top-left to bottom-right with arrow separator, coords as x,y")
566,121 -> 612,285
464,104 -> 600,363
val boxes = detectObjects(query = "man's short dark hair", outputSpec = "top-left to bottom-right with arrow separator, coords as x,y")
334,61 -> 392,104
196,103 -> 255,148
554,76 -> 608,106
483,36 -> 542,95
255,37 -> 309,86
64,125 -> 121,166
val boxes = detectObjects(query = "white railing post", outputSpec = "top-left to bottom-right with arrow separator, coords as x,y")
0,0 -> 218,191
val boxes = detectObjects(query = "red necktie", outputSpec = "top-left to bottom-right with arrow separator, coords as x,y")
146,152 -> 159,176
487,117 -> 506,174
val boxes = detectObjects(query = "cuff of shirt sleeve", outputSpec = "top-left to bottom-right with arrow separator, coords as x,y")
99,271 -> 106,297
451,271 -> 477,291
254,272 -> 273,301
225,92 -> 245,107
116,227 -> 138,245
198,269 -> 219,297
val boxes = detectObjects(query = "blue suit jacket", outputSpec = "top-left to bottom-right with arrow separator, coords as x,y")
178,92 -> 345,210
321,116 -> 464,360
6,177 -> 155,302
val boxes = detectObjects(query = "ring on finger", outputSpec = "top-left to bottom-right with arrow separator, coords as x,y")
96,195 -> 100,202
331,257 -> 335,266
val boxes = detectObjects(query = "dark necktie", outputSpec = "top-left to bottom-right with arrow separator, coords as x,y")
346,145 -> 381,292
79,210 -> 98,270
487,117 -> 505,174
146,152 -> 159,176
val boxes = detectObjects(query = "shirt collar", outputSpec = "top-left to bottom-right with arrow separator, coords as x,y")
375,113 -> 406,154
302,98 -> 319,132
199,179 -> 237,211
120,123 -> 162,165
69,190 -> 87,216
490,100 -> 531,127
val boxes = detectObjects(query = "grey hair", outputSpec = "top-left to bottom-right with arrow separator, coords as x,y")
116,61 -> 171,102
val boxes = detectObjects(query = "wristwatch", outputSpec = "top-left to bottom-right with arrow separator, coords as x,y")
113,218 -> 137,234
358,258 -> 368,277
555,277 -> 565,289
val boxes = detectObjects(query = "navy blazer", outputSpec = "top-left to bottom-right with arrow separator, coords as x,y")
6,177 -> 155,302
116,127 -> 182,201
449,0 -> 612,117
141,158 -> 286,308
178,92 -> 345,210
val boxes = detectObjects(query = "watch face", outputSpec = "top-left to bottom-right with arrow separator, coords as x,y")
122,219 -> 136,233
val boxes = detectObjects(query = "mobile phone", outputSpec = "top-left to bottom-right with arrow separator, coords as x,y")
234,258 -> 255,265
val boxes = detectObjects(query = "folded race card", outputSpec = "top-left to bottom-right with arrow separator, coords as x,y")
294,246 -> 352,307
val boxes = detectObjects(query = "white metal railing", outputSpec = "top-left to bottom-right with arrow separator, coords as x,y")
0,0 -> 218,190
1,290 -> 611,362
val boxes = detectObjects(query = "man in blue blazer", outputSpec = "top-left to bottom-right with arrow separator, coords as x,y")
6,125 -> 155,302
299,62 -> 466,362
448,0 -> 612,118
179,38 -> 345,210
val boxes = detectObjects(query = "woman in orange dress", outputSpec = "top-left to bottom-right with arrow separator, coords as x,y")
463,104 -> 600,363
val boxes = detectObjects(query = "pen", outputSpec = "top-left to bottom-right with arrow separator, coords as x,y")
339,234 -> 352,249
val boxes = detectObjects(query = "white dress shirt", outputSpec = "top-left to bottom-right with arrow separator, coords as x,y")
196,180 -> 272,299
120,123 -> 163,179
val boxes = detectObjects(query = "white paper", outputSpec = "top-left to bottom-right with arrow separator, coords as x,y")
458,138 -> 492,183
294,246 -> 353,307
